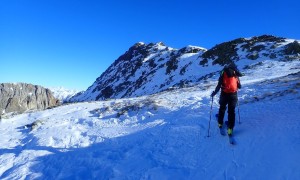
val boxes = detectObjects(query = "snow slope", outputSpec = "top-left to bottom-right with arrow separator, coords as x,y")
0,60 -> 299,179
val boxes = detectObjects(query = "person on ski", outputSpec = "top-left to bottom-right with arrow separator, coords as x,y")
211,63 -> 243,137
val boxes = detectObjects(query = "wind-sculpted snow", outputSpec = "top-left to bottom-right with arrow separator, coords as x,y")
0,58 -> 299,179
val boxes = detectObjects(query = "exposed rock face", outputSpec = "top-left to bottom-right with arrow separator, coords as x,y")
0,83 -> 59,114
285,40 -> 300,55
201,35 -> 286,65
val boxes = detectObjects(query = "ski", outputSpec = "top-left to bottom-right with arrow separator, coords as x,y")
220,127 -> 226,136
216,114 -> 236,145
216,114 -> 226,136
228,135 -> 236,145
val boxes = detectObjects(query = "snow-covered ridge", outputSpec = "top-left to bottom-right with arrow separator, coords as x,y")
70,35 -> 300,102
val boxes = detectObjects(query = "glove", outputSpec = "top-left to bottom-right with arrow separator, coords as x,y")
211,91 -> 216,97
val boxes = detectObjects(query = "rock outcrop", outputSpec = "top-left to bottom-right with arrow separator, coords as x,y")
0,83 -> 59,114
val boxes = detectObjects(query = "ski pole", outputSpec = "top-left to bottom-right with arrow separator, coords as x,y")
207,96 -> 213,137
237,93 -> 241,124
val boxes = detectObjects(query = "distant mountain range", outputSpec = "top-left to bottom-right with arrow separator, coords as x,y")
70,35 -> 300,102
49,87 -> 80,103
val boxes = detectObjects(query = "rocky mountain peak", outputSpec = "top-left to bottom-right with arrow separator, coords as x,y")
200,34 -> 295,66
179,45 -> 207,54
70,35 -> 299,102
156,42 -> 165,46
249,34 -> 285,43
134,42 -> 145,46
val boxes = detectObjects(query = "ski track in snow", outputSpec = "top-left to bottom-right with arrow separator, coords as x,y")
0,60 -> 300,179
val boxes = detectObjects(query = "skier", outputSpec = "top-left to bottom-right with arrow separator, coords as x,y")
211,63 -> 243,137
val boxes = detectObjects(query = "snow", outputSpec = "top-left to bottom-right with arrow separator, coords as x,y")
70,42 -> 210,102
0,59 -> 299,179
49,87 -> 80,103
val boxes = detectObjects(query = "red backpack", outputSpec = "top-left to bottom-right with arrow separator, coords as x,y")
222,71 -> 238,93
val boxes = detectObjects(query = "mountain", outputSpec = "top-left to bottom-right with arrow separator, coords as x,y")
49,87 -> 80,103
0,83 -> 59,115
70,42 -> 206,102
70,35 -> 300,102
0,56 -> 299,178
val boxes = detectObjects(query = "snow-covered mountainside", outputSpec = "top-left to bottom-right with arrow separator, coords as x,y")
49,87 -> 80,103
70,35 -> 300,102
0,56 -> 299,179
70,42 -> 207,101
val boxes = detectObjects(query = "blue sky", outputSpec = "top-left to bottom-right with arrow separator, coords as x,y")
1,0 -> 299,90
